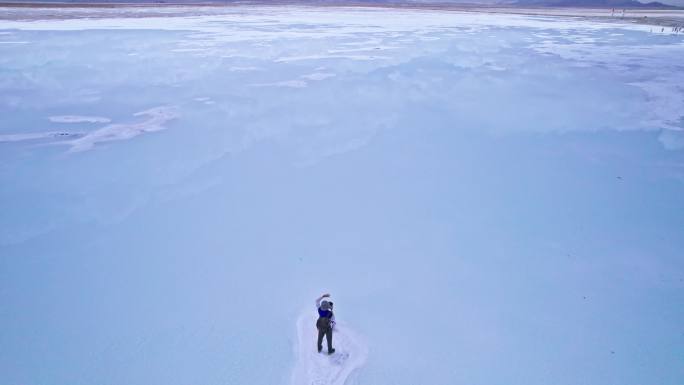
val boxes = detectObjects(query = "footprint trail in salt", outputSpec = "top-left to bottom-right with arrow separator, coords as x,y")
291,312 -> 368,385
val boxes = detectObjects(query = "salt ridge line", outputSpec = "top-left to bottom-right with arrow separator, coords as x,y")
291,311 -> 368,385
49,115 -> 111,124
65,106 -> 179,152
0,106 -> 178,151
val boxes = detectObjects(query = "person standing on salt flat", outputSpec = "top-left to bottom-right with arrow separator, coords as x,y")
315,293 -> 336,355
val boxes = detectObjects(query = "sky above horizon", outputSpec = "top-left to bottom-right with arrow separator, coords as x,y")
2,0 -> 684,6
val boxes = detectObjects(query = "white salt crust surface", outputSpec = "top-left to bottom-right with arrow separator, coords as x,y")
291,311 -> 368,385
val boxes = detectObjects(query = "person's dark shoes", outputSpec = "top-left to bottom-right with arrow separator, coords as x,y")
328,348 -> 335,355
317,346 -> 322,353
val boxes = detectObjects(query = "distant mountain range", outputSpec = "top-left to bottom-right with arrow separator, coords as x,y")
249,0 -> 683,7
351,0 -> 682,8
1,0 -> 681,9
513,0 -> 679,9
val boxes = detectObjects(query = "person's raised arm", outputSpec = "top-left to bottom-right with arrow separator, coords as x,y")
315,293 -> 330,308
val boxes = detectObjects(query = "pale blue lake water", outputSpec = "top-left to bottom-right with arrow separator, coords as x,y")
1,6 -> 683,385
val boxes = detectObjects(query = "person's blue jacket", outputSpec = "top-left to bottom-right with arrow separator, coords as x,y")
315,296 -> 335,323
318,308 -> 333,318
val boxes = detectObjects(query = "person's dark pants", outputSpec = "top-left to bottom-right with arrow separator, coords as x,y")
317,326 -> 332,353
316,319 -> 333,353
